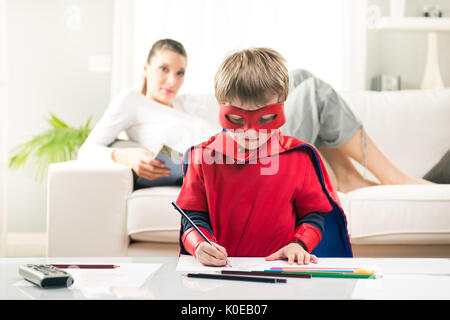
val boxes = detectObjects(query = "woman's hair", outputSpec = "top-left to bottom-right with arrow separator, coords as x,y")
141,39 -> 187,95
214,47 -> 289,107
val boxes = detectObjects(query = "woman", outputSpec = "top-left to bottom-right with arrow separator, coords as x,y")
79,38 -> 430,192
78,39 -> 219,188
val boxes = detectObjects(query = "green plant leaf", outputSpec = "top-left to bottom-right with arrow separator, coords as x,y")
47,112 -> 69,128
8,112 -> 92,183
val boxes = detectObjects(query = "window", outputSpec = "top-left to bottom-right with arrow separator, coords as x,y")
124,0 -> 366,94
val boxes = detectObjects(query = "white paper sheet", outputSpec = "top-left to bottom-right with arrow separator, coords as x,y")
65,263 -> 162,298
64,263 -> 162,288
175,255 -> 377,273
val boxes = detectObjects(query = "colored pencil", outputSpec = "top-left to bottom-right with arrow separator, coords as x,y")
221,270 -> 311,279
186,273 -> 287,283
271,270 -> 375,275
172,201 -> 231,267
269,267 -> 376,275
270,266 -> 371,269
51,264 -> 119,269
264,270 -> 378,279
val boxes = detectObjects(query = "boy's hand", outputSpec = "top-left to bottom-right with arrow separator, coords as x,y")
195,242 -> 229,267
265,242 -> 318,265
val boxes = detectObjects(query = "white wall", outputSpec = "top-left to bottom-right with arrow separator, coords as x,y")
0,0 -> 8,255
366,0 -> 450,89
6,0 -> 114,232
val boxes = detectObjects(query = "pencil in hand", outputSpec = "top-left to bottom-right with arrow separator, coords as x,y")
171,201 -> 231,267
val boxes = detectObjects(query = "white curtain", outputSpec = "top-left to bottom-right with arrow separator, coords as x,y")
111,0 -> 136,96
112,0 -> 367,95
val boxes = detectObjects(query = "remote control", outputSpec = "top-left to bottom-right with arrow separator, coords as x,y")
19,264 -> 74,288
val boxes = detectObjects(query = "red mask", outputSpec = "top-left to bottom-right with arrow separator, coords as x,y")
218,103 -> 286,131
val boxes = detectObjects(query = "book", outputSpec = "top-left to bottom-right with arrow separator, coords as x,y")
136,144 -> 184,187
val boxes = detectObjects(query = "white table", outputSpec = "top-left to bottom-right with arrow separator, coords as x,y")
1,257 -> 449,300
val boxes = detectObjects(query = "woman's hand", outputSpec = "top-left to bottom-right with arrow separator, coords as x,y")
195,242 -> 229,267
111,148 -> 171,180
265,242 -> 318,265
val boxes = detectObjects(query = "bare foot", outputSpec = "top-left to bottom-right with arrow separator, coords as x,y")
389,175 -> 434,185
338,175 -> 434,193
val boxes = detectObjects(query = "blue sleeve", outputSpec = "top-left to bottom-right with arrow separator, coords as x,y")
181,210 -> 214,236
295,212 -> 327,234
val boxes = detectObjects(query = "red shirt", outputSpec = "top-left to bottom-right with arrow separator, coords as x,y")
177,131 -> 336,257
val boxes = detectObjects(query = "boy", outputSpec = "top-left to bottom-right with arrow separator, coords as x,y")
176,48 -> 352,266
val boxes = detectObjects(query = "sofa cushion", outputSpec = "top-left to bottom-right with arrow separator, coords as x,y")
336,192 -> 351,235
127,186 -> 181,243
347,184 -> 450,245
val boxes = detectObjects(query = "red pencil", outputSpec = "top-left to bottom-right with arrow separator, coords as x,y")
51,264 -> 119,269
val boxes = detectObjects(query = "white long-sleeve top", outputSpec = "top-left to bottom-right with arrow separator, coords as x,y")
77,88 -> 221,163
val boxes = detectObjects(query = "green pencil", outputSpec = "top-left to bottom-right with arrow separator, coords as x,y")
308,272 -> 377,279
264,270 -> 378,279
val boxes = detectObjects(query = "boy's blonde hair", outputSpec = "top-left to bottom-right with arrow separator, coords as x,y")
214,47 -> 289,108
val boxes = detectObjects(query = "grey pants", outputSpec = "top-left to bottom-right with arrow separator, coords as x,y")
281,69 -> 363,150
281,69 -> 368,183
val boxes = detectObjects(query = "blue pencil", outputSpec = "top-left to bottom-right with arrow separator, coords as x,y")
171,201 -> 231,267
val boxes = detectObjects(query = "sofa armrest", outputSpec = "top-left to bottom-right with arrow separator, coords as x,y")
47,160 -> 133,257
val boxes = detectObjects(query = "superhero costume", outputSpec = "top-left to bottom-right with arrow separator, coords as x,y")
175,103 -> 352,258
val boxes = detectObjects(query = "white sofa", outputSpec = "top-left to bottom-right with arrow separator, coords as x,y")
47,89 -> 450,258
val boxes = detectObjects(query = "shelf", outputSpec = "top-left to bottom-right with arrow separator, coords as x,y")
376,17 -> 450,32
